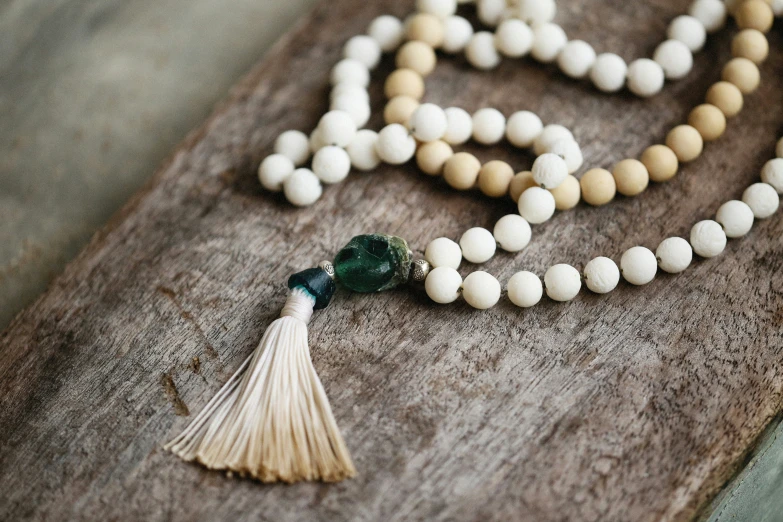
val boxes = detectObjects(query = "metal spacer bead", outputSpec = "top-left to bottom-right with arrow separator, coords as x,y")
318,260 -> 335,279
410,259 -> 430,283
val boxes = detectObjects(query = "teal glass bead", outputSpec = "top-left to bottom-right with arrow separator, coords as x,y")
287,268 -> 336,309
333,234 -> 412,293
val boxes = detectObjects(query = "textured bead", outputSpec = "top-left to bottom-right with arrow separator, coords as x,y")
331,83 -> 370,104
584,256 -> 620,294
641,145 -> 679,182
706,81 -> 744,118
494,19 -> 534,58
477,0 -> 506,26
288,268 -> 337,310
548,139 -> 583,174
517,0 -> 557,24
509,171 -> 537,202
331,94 -> 370,127
544,264 -> 581,302
283,168 -> 322,206
417,0 -> 458,18
478,160 -> 514,197
689,0 -> 727,32
406,14 -> 445,48
368,15 -> 404,52
533,124 -> 574,156
656,237 -> 692,273
666,125 -> 703,163
580,168 -> 616,206
462,271 -> 501,309
416,140 -> 453,175
612,159 -> 649,196
442,16 -> 474,53
334,234 -> 411,292
343,35 -> 382,69
312,146 -> 351,184
518,187 -> 556,224
472,108 -> 506,145
722,58 -> 760,94
690,220 -> 727,258
688,104 -> 726,142
274,130 -> 310,167
732,29 -> 769,64
506,111 -> 543,148
460,227 -> 496,264
425,237 -> 462,269
507,271 -> 543,307
627,59 -> 665,97
330,59 -> 370,87
396,41 -> 437,76
620,246 -> 657,285
557,40 -> 596,79
347,130 -> 381,171
735,0 -> 774,32
493,214 -> 531,252
384,69 -> 425,100
532,153 -> 568,189
590,53 -> 627,93
531,23 -> 567,63
549,175 -> 581,210
668,15 -> 706,52
743,183 -> 780,218
425,266 -> 463,304
409,103 -> 448,142
466,32 -> 501,70
716,200 -> 754,238
761,158 -> 783,193
258,154 -> 294,192
443,152 -> 481,190
376,124 -> 416,165
653,40 -> 693,80
443,107 -> 473,145
318,110 -> 357,148
384,96 -> 420,125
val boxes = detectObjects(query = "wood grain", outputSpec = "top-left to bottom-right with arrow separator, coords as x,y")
1,0 -> 782,520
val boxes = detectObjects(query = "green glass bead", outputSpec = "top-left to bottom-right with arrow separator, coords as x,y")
333,234 -> 412,293
287,268 -> 336,310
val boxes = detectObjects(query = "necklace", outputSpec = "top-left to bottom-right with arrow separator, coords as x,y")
165,0 -> 783,483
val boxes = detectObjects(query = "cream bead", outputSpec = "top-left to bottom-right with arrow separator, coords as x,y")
722,58 -> 760,94
689,0 -> 727,33
417,0 -> 458,18
666,125 -> 703,163
653,40 -> 693,80
544,264 -> 581,302
472,108 -> 506,145
443,107 -> 473,145
384,95 -> 420,125
331,94 -> 371,127
376,124 -> 416,165
517,0 -> 557,24
425,266 -> 463,304
425,237 -> 462,269
557,40 -> 596,79
318,110 -> 357,147
368,15 -> 404,52
312,146 -> 351,184
462,271 -> 501,309
346,130 -> 381,171
518,187 -> 556,224
343,36 -> 382,70
736,0 -> 774,32
668,15 -> 706,52
548,139 -> 583,174
493,214 -> 531,252
507,271 -> 543,308
612,159 -> 649,196
732,29 -> 769,64
409,103 -> 448,142
506,111 -> 543,148
706,81 -> 743,118
396,41 -> 437,76
442,16 -> 474,53
716,200 -> 754,238
533,124 -> 574,156
478,160 -> 514,197
549,174 -> 581,210
283,168 -> 322,207
274,130 -> 310,167
761,158 -> 783,193
330,59 -> 370,87
406,13 -> 445,48
688,104 -> 726,142
656,237 -> 692,273
777,137 -> 783,158
620,246 -> 657,285
532,153 -> 568,189
590,53 -> 627,93
584,256 -> 620,294
580,168 -> 616,206
690,220 -> 727,258
531,23 -> 567,63
258,154 -> 294,192
477,0 -> 506,26
641,145 -> 679,182
466,32 -> 501,70
494,19 -> 534,58
416,140 -> 453,175
743,182 -> 780,218
627,59 -> 665,97
460,227 -> 496,264
443,152 -> 481,189
509,171 -> 537,202
384,69 -> 425,100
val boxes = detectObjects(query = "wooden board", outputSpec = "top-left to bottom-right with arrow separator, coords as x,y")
1,0 -> 782,520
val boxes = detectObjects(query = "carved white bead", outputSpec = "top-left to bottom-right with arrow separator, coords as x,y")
318,110 -> 357,147
442,16 -> 474,53
312,146 -> 351,184
621,246 -> 657,285
716,200 -> 754,238
532,153 -> 568,189
533,124 -> 574,156
466,32 -> 501,70
627,59 -> 665,97
690,220 -> 727,258
668,15 -> 706,52
330,94 -> 371,127
548,139 -> 583,174
544,264 -> 581,302
274,130 -> 310,167
584,256 -> 620,294
506,111 -> 543,148
376,124 -> 416,164
590,53 -> 628,93
494,19 -> 534,58
761,158 -> 783,194
689,0 -> 727,33
417,0 -> 457,18
425,237 -> 462,269
283,168 -> 322,207
656,237 -> 692,273
518,187 -> 556,224
330,59 -> 370,87
531,23 -> 567,63
425,266 -> 463,304
493,214 -> 531,252
443,107 -> 473,145
462,271 -> 501,309
743,183 -> 780,219
653,40 -> 693,80
368,15 -> 404,52
343,36 -> 382,70
258,154 -> 294,192
459,227 -> 496,264
472,108 -> 506,145
507,271 -> 543,307
346,130 -> 380,171
517,0 -> 556,24
409,103 -> 448,142
557,40 -> 596,79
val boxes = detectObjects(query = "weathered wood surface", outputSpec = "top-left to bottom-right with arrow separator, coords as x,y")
1,0 -> 783,520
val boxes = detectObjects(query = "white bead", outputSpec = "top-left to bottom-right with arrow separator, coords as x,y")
668,15 -> 706,52
258,154 -> 294,192
743,183 -> 780,219
477,0 -> 506,26
583,256 -> 620,294
466,32 -> 501,70
777,137 -> 783,158
716,200 -> 754,238
517,0 -> 557,24
557,40 -> 596,79
274,131 -> 310,167
459,227 -> 496,264
417,0 -> 457,18
472,108 -> 506,145
656,237 -> 692,273
425,237 -> 462,269
368,15 -> 404,52
318,110 -> 357,147
773,0 -> 783,16
346,130 -> 381,171
506,111 -> 543,148
442,16 -> 474,53
343,36 -> 382,70
590,53 -> 628,93
493,214 -> 532,252
330,59 -> 370,87
627,59 -> 665,97
309,128 -> 327,153
376,124 -> 416,165
494,19 -> 534,58
283,168 -> 322,206
330,94 -> 371,128
507,271 -> 543,307
620,246 -> 657,285
312,146 -> 351,184
690,220 -> 726,258
533,124 -> 574,156
547,139 -> 583,174
531,23 -> 567,63
443,107 -> 473,145
653,40 -> 693,80
532,153 -> 568,189
409,103 -> 448,142
689,0 -> 727,33
330,83 -> 370,104
462,271 -> 501,309
761,158 -> 783,194
425,266 -> 463,304
544,264 -> 581,302
518,187 -> 556,224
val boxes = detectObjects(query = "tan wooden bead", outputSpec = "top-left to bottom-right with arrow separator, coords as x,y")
384,96 -> 419,125
722,58 -> 760,94
641,145 -> 679,182
666,125 -> 703,163
612,159 -> 649,196
735,0 -> 774,33
406,14 -> 445,48
549,174 -> 581,210
443,152 -> 481,190
384,69 -> 425,100
731,29 -> 769,64
477,160 -> 514,198
509,171 -> 537,202
396,41 -> 437,76
416,140 -> 453,176
705,81 -> 744,118
580,168 -> 616,206
688,104 -> 727,142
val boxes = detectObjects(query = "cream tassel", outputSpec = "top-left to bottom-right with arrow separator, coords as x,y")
165,288 -> 356,483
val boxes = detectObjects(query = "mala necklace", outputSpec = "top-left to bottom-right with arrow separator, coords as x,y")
165,0 -> 783,483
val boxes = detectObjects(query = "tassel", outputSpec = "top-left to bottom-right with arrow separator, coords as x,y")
165,287 -> 356,483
